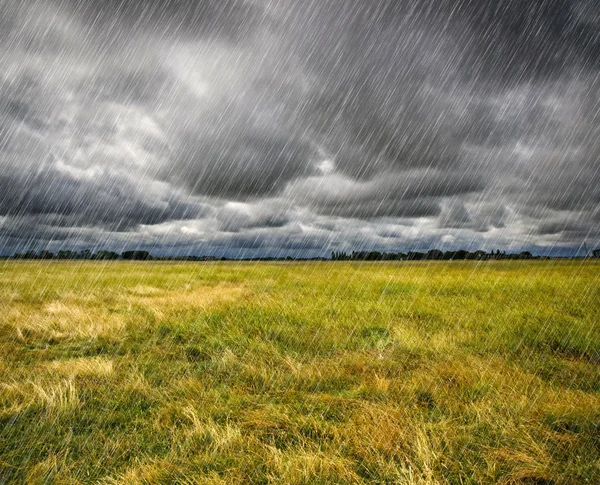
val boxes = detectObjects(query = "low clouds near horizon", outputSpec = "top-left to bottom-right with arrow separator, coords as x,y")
1,0 -> 599,256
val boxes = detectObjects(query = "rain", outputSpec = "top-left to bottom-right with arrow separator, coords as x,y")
0,0 -> 598,257
0,1 -> 599,484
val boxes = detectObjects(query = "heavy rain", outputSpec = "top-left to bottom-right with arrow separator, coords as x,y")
0,1 -> 599,483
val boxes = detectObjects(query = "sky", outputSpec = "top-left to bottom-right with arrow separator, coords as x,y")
1,0 -> 599,257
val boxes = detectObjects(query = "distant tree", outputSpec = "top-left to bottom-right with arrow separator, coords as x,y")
122,250 -> 151,260
426,249 -> 443,260
57,250 -> 77,259
39,250 -> 53,259
407,251 -> 425,261
94,250 -> 119,260
382,252 -> 400,260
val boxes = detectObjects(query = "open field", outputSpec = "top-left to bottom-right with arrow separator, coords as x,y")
1,260 -> 599,484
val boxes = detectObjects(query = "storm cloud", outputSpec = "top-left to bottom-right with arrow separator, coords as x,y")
0,0 -> 599,256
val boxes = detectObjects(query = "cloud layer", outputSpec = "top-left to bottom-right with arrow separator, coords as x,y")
1,0 -> 599,256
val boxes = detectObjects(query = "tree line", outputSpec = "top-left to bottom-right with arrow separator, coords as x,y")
10,248 -> 597,261
331,249 -> 538,260
11,250 -> 153,260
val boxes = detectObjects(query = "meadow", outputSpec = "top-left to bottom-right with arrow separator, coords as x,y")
0,260 -> 599,484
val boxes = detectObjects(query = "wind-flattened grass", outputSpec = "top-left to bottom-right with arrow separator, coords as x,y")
0,260 -> 599,484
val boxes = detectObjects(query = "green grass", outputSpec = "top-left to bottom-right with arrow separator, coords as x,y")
1,260 -> 599,484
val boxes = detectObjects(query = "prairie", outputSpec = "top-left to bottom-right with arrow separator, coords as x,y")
0,260 -> 599,484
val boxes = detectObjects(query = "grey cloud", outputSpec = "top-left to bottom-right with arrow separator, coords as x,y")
57,0 -> 268,42
2,0 -> 600,254
0,166 -> 209,231
217,203 -> 292,233
328,199 -> 442,220
536,220 -> 587,236
342,0 -> 600,83
82,68 -> 173,106
201,224 -> 332,252
0,73 -> 54,135
438,203 -> 509,233
535,156 -> 600,209
285,170 -> 484,220
170,123 -> 320,199
439,204 -> 472,229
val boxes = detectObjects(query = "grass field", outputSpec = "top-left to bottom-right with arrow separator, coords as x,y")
1,260 -> 599,484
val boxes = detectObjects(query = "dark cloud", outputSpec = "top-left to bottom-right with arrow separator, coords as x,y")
453,0 -> 600,83
285,170 -> 484,220
318,198 -> 442,220
334,0 -> 600,83
56,0 -> 268,42
536,220 -> 586,236
83,68 -> 173,106
171,128 -> 319,199
0,73 -> 52,134
439,204 -> 472,228
1,0 -> 600,255
216,201 -> 292,233
0,167 -> 208,231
